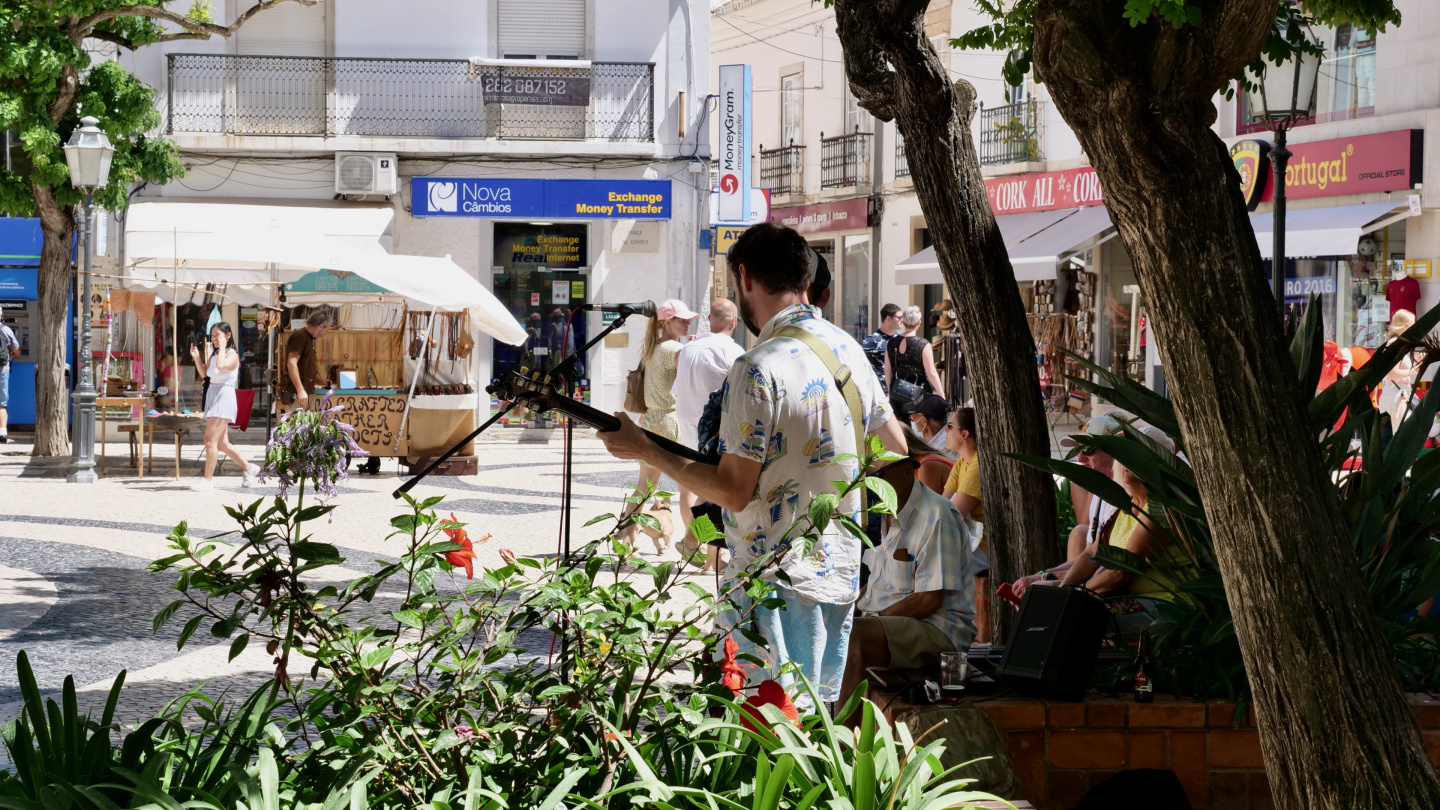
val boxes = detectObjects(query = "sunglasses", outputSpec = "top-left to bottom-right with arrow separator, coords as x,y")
1077,448 -> 1097,458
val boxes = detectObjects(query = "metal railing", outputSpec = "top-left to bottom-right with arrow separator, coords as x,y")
895,136 -> 909,179
820,131 -> 870,188
759,143 -> 805,196
166,54 -> 654,141
977,98 -> 1043,166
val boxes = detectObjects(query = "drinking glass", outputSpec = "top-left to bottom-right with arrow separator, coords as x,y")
940,651 -> 966,701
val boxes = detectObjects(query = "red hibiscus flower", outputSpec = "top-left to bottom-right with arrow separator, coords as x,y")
442,513 -> 477,579
740,680 -> 799,732
720,636 -> 745,698
499,548 -> 516,565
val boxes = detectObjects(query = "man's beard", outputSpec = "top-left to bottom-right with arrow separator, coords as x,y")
737,290 -> 763,337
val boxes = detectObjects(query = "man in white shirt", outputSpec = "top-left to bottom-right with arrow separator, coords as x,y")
840,453 -> 975,720
598,222 -> 907,705
672,299 -> 745,566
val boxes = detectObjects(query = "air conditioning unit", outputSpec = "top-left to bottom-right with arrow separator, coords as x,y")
335,152 -> 398,196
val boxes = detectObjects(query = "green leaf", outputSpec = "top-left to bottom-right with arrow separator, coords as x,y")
393,609 -> 425,628
690,514 -> 721,544
152,599 -> 185,634
292,541 -> 344,564
228,634 -> 249,662
360,646 -> 394,670
1005,452 -> 1133,514
863,477 -> 897,516
176,615 -> 203,651
584,513 -> 617,527
808,492 -> 839,535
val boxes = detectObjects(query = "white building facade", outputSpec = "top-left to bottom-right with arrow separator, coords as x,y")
714,0 -> 1437,402
113,0 -> 711,418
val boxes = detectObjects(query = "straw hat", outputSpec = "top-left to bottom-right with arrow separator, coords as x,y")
932,298 -> 957,330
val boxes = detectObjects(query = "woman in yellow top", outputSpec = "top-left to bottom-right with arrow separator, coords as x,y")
621,299 -> 698,552
941,407 -> 992,641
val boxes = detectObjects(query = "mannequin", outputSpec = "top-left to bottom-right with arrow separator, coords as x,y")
1387,265 -> 1421,321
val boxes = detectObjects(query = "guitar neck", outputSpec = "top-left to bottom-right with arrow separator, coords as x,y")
535,388 -> 716,466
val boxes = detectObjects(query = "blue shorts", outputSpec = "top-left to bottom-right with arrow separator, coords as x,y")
715,585 -> 854,707
0,362 -> 9,409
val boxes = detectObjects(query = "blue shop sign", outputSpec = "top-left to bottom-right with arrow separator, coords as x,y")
0,218 -> 44,268
412,178 -> 671,220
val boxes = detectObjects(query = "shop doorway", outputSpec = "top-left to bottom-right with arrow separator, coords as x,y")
490,222 -> 591,394
808,239 -> 836,322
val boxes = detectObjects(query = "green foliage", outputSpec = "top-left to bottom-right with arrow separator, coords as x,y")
0,3 -> 191,216
1008,298 -> 1440,702
953,0 -> 1403,94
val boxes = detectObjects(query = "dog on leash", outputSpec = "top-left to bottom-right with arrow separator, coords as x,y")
636,498 -> 674,554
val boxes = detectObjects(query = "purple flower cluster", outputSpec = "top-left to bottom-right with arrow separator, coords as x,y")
260,392 -> 369,501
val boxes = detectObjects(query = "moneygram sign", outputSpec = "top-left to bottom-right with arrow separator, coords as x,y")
717,65 -> 753,223
412,178 -> 671,219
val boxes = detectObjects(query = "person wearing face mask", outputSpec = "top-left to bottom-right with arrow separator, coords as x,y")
189,322 -> 258,492
904,394 -> 956,461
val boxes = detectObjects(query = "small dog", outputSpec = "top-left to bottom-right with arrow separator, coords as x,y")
636,498 -> 674,554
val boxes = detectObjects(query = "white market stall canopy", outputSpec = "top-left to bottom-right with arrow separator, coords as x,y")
123,201 -> 526,346
1250,201 -> 1416,260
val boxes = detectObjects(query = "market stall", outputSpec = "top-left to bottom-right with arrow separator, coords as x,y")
121,201 -> 526,473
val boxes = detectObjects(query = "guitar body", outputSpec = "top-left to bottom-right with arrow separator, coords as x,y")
490,370 -> 719,466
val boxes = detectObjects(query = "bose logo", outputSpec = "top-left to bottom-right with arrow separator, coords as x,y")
428,181 -> 458,213
1025,626 -> 1049,632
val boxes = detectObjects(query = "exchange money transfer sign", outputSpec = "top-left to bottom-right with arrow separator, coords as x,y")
412,178 -> 671,220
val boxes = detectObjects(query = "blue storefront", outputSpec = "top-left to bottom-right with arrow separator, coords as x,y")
0,218 -> 71,427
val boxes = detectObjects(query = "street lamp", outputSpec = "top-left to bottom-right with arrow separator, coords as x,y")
62,115 -> 114,484
1255,27 -> 1322,317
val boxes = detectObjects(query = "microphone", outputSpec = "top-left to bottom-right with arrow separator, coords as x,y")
583,300 -> 657,318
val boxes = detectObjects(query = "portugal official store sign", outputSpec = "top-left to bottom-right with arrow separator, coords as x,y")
1258,129 -> 1423,202
411,178 -> 672,219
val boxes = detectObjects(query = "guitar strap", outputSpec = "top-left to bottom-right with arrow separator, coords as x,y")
773,325 -> 867,456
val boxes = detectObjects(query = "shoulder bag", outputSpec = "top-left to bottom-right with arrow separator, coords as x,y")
624,363 -> 648,416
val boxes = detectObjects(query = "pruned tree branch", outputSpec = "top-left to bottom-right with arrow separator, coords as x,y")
74,0 -> 322,49
832,2 -> 898,121
47,64 -> 79,120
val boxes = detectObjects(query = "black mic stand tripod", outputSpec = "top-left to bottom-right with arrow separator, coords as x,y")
393,311 -> 637,683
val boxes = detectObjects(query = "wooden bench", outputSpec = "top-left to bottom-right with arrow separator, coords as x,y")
117,423 -> 154,476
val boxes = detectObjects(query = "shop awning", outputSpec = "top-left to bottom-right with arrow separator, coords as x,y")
894,207 -> 1110,285
1008,206 -> 1115,280
1250,201 -> 1415,260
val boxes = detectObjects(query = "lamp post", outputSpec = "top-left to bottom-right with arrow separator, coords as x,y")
1256,30 -> 1323,317
62,115 -> 114,484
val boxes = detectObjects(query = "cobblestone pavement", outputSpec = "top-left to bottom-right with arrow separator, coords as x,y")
0,426 -> 707,763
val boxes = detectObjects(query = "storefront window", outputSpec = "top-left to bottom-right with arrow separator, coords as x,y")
1327,23 -> 1376,120
491,222 -> 589,382
841,234 -> 871,340
1100,250 -> 1144,383
808,239 -> 835,322
1338,223 -> 1403,348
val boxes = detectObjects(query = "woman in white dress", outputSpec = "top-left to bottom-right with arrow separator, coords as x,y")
189,322 -> 258,492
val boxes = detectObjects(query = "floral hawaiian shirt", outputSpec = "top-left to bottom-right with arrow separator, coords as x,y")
717,304 -> 893,604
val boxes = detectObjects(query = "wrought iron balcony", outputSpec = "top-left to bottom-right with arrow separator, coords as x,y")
977,98 -> 1043,166
820,131 -> 870,189
165,54 -> 654,141
760,143 -> 805,196
895,136 -> 909,179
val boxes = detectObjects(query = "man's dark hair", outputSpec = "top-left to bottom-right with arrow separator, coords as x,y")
806,250 -> 831,303
880,303 -> 902,322
726,222 -> 811,295
306,307 -> 333,327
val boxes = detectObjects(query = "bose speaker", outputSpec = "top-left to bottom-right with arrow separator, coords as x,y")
996,585 -> 1110,701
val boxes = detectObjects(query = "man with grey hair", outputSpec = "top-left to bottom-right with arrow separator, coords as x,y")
672,298 -> 745,566
280,307 -> 332,409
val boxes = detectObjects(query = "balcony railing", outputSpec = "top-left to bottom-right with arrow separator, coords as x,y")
820,131 -> 870,189
166,54 -> 654,141
978,98 -> 1043,166
895,136 -> 909,179
760,143 -> 805,196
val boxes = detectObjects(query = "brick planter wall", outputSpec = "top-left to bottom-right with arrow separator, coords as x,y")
961,694 -> 1440,809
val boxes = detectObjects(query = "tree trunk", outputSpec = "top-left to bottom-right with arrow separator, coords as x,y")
31,182 -> 74,457
833,0 -> 1058,642
1030,1 -> 1440,806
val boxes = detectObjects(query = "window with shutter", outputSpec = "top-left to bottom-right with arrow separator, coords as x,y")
781,73 -> 802,147
498,0 -> 586,59
236,1 -> 325,57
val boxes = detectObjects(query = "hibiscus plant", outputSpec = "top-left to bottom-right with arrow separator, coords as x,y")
120,424 -> 1015,808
